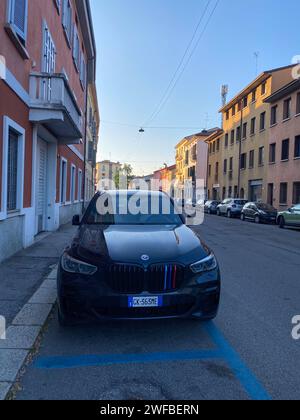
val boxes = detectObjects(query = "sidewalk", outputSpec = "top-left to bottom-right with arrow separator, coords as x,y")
0,223 -> 76,327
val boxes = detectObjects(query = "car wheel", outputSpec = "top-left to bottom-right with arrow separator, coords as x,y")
279,217 -> 285,229
217,209 -> 221,216
241,213 -> 245,221
58,305 -> 73,327
208,209 -> 211,215
227,210 -> 232,218
255,216 -> 260,224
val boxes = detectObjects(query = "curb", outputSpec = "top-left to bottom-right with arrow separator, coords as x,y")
0,266 -> 58,400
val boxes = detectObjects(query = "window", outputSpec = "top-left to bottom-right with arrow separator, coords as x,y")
7,129 -> 19,211
229,157 -> 233,171
225,133 -> 229,148
280,183 -> 288,205
0,117 -> 25,220
222,187 -> 226,200
223,159 -> 227,174
70,165 -> 76,202
260,112 -> 266,131
293,182 -> 300,204
54,0 -> 61,13
60,159 -> 67,203
243,96 -> 248,108
295,136 -> 300,158
249,150 -> 255,168
269,143 -> 276,163
252,90 -> 256,103
283,98 -> 292,120
226,111 -> 229,121
281,139 -> 290,161
212,142 -> 216,154
234,186 -> 238,198
79,53 -> 86,89
216,138 -> 220,152
232,105 -> 236,116
240,153 -> 247,170
228,186 -> 232,198
7,0 -> 28,44
231,130 -> 235,145
251,118 -> 256,135
271,106 -> 277,126
43,23 -> 56,73
242,122 -> 247,139
258,147 -> 265,166
208,165 -> 211,177
261,82 -> 267,96
72,25 -> 80,70
236,126 -> 241,142
296,93 -> 300,115
62,0 -> 72,44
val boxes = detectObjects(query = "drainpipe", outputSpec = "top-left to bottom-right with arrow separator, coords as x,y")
237,99 -> 243,199
82,58 -> 93,215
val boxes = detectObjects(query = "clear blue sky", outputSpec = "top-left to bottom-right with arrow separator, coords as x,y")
90,0 -> 300,175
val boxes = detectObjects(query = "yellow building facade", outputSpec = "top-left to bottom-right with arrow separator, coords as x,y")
207,65 -> 296,202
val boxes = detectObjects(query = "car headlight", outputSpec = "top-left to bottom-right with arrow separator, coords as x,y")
190,254 -> 218,274
61,254 -> 98,276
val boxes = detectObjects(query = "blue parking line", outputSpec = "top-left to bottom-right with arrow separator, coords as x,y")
34,322 -> 271,400
205,322 -> 271,401
34,350 -> 223,370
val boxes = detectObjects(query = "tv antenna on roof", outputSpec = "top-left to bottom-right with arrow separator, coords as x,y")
254,52 -> 260,76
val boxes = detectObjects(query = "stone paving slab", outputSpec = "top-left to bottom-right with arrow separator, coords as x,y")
0,382 -> 12,400
0,349 -> 28,382
29,287 -> 57,305
12,304 -> 53,327
0,326 -> 40,350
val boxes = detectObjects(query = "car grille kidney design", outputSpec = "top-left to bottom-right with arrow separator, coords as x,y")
107,264 -> 185,294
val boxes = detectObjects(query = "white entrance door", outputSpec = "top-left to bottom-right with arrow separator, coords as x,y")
36,139 -> 48,234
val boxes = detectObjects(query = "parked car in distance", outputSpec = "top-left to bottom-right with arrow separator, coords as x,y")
241,202 -> 278,224
277,204 -> 300,229
217,199 -> 248,218
57,190 -> 221,325
204,200 -> 221,215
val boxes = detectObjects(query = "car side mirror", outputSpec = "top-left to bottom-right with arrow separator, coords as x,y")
72,215 -> 81,226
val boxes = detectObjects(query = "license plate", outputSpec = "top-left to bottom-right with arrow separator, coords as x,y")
128,296 -> 163,308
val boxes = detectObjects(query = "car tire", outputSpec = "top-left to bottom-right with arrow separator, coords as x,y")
217,209 -> 221,216
227,210 -> 232,219
241,213 -> 245,221
58,305 -> 73,327
279,217 -> 285,229
208,209 -> 211,215
255,216 -> 261,224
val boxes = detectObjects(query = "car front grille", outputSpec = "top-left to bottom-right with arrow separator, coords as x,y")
107,264 -> 185,294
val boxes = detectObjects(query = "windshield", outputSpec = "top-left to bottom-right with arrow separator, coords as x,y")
83,192 -> 183,226
234,200 -> 248,205
256,203 -> 276,211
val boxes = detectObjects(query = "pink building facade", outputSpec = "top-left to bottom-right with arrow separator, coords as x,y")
265,79 -> 300,209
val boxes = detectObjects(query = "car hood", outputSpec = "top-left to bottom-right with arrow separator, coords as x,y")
73,224 -> 209,266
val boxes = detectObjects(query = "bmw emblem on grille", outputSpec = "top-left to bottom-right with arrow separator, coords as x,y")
141,255 -> 150,262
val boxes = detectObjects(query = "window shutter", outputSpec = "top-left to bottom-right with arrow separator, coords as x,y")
10,0 -> 28,41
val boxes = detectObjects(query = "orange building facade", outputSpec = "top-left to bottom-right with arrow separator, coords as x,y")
0,0 -> 98,262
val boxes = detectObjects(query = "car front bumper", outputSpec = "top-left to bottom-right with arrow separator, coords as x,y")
57,265 -> 221,321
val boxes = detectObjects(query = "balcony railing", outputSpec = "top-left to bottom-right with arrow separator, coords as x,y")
29,73 -> 83,144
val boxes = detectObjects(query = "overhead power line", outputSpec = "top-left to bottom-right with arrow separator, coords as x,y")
141,0 -> 220,128
101,120 -> 206,130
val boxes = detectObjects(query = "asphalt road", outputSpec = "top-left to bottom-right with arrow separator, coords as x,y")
15,215 -> 300,400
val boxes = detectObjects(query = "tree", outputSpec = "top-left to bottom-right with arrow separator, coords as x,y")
114,164 -> 134,189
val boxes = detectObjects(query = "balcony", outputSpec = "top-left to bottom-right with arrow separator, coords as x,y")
29,73 -> 83,144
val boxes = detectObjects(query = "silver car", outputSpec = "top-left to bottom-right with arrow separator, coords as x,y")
217,199 -> 248,218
